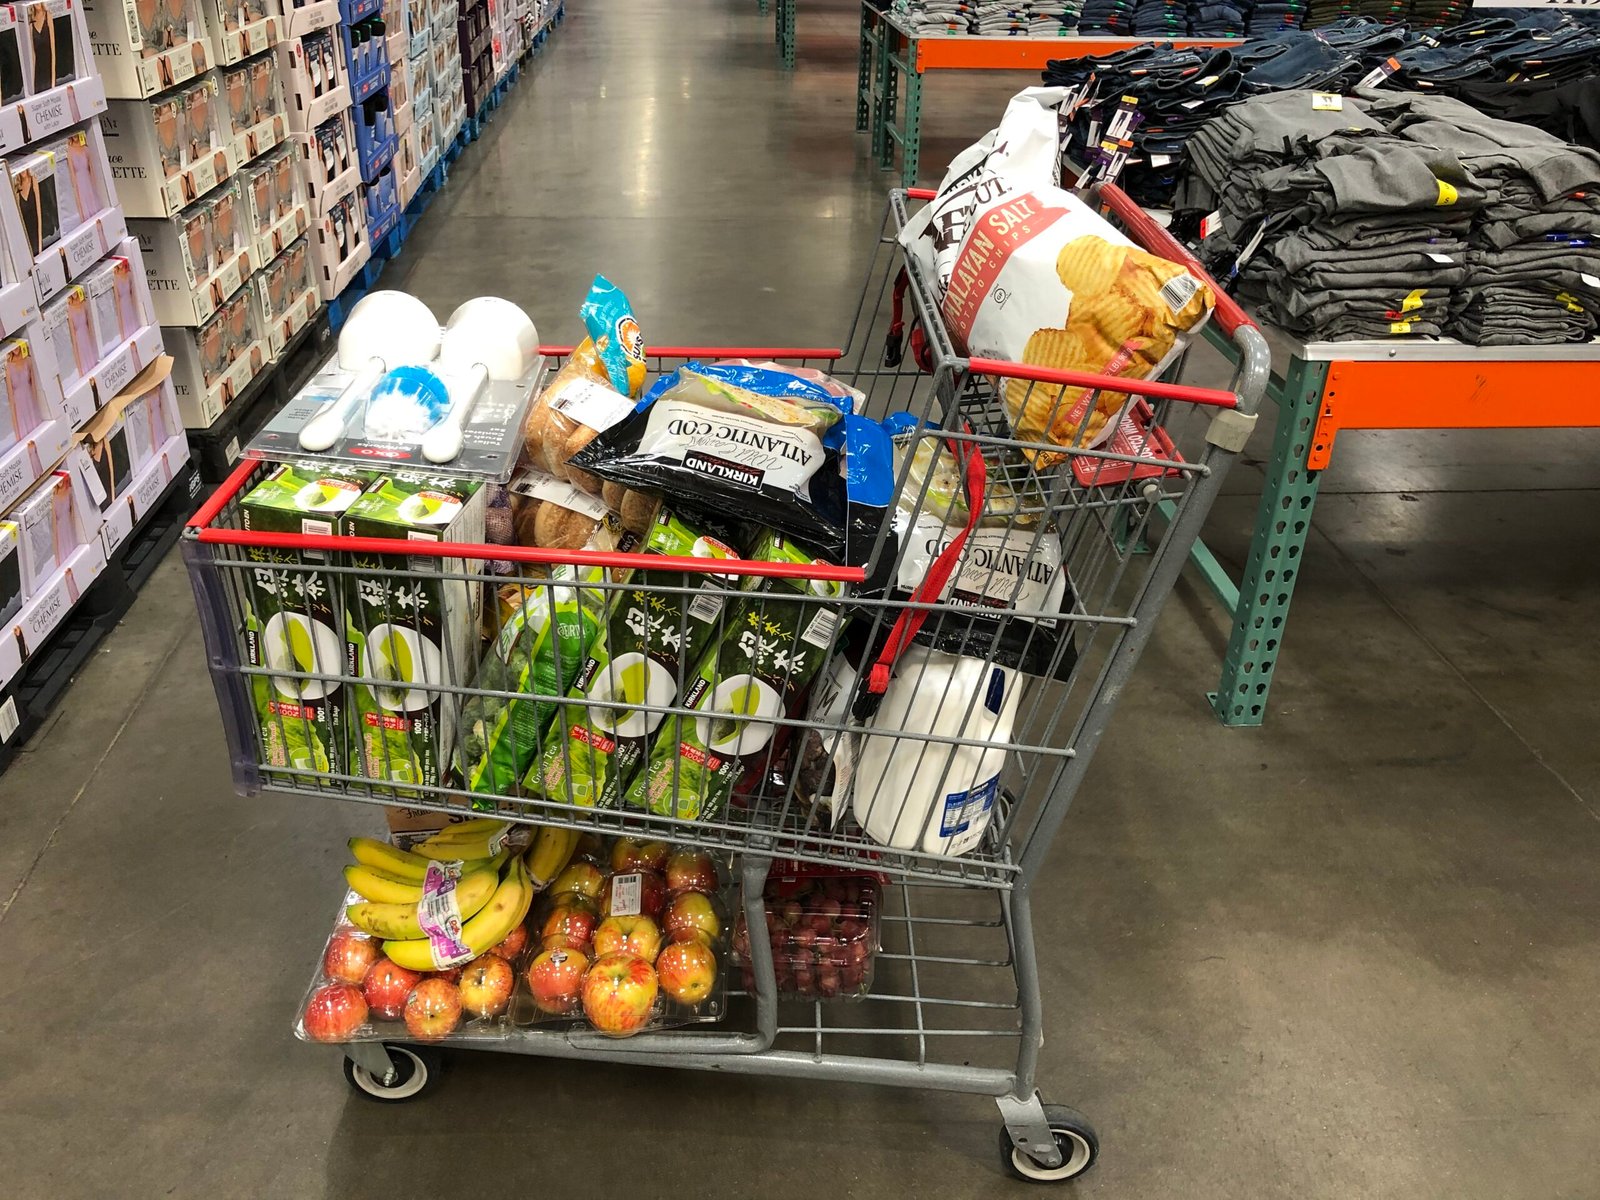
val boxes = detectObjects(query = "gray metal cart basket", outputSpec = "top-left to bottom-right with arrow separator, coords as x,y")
183,184 -> 1268,1183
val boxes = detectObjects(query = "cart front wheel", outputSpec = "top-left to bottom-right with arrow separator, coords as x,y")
1000,1106 -> 1098,1183
343,1044 -> 438,1103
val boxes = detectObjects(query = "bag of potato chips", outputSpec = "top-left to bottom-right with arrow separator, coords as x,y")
942,177 -> 1214,464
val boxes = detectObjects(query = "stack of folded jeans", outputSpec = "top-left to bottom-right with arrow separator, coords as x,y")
1129,0 -> 1187,36
1077,0 -> 1135,33
1364,90 -> 1600,343
1245,0 -> 1304,33
1188,0 -> 1247,36
1178,91 -> 1483,339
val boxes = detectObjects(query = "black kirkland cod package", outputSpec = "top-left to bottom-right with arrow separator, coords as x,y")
568,366 -> 855,558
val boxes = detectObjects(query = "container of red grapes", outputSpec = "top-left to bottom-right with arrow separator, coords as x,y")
733,864 -> 882,1000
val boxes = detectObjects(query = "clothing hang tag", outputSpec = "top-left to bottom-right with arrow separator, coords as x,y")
1426,252 -> 1454,265
1556,292 -> 1586,315
1181,98 -> 1207,109
1355,57 -> 1399,90
1149,153 -> 1173,167
1581,272 -> 1600,290
1389,321 -> 1413,335
1198,74 -> 1220,88
1402,289 -> 1426,313
1200,209 -> 1223,240
1311,93 -> 1342,111
1104,95 -> 1141,141
1232,219 -> 1268,276
1435,180 -> 1459,207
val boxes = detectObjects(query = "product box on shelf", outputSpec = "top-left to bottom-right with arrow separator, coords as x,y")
201,0 -> 282,65
339,471 -> 484,788
0,522 -> 21,628
219,52 -> 289,165
309,186 -> 367,300
8,454 -> 107,659
132,176 -> 254,325
44,237 -> 161,427
163,275 -> 267,425
94,376 -> 189,557
103,81 -> 239,219
16,124 -> 128,307
342,16 -> 390,105
277,24 -> 350,132
413,101 -> 435,174
239,142 -> 308,266
353,91 -> 395,181
0,4 -> 109,157
82,0 -> 214,99
281,0 -> 337,38
0,330 -> 71,514
253,232 -> 317,357
363,162 -> 396,243
292,107 -> 357,216
391,94 -> 411,143
388,51 -> 408,113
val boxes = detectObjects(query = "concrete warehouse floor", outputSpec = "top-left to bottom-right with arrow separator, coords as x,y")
3,1 -> 1599,1196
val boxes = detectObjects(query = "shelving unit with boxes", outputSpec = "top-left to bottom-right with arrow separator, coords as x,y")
0,0 -> 196,747
93,0 -> 323,436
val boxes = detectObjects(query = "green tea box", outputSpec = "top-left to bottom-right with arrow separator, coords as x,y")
340,472 -> 485,788
238,461 -> 371,775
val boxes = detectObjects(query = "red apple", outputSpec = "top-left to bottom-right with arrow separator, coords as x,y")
323,929 -> 379,985
610,837 -> 670,874
664,848 -> 718,895
593,914 -> 663,961
404,977 -> 463,1041
600,869 -> 668,920
549,861 -> 605,901
525,944 -> 589,1014
540,896 -> 598,951
489,923 -> 529,961
458,953 -> 515,1019
663,891 -> 721,945
656,939 -> 717,1005
581,953 -> 658,1036
304,983 -> 368,1042
427,964 -> 464,984
362,958 -> 422,1021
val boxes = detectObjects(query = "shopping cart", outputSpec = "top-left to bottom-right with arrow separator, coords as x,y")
183,184 -> 1267,1183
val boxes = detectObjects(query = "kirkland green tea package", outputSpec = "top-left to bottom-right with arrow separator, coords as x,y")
526,506 -> 741,809
341,472 -> 486,789
626,529 -> 844,822
238,461 -> 371,776
453,571 -> 606,798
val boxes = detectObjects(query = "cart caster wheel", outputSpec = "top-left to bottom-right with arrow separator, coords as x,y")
343,1044 -> 439,1103
1000,1106 -> 1098,1183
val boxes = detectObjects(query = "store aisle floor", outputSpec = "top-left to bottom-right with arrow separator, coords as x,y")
3,3 -> 1600,1197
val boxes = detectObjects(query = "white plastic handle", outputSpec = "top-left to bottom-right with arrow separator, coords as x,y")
298,357 -> 387,452
420,363 -> 490,464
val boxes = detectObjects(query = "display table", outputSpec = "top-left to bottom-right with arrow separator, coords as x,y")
853,3 -> 1239,183
1179,330 -> 1600,727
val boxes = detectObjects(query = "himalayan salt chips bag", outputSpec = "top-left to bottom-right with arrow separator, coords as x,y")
941,178 -> 1214,466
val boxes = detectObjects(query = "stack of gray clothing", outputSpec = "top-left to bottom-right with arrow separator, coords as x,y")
970,1 -> 1031,33
892,0 -> 972,33
1180,91 -> 1482,341
1028,0 -> 1080,33
1362,91 -> 1600,346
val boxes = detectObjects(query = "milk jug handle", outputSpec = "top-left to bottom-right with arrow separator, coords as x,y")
866,431 -> 987,697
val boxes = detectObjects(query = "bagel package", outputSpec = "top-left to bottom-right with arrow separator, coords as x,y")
521,275 -> 647,491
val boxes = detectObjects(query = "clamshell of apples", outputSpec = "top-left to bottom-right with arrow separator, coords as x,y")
507,836 -> 731,1038
732,866 -> 882,1000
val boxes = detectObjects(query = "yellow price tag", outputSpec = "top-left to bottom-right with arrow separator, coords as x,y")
1402,289 -> 1426,313
1312,93 -> 1343,111
1557,292 -> 1586,315
1436,180 -> 1459,207
1389,321 -> 1413,335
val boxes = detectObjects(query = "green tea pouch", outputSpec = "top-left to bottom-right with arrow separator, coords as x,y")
625,529 -> 845,822
454,569 -> 605,797
526,507 -> 740,808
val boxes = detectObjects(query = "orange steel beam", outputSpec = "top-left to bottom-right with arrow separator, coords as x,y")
913,36 -> 1239,72
1309,358 -> 1600,470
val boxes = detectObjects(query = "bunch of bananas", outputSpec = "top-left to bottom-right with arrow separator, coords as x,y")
343,819 -> 583,970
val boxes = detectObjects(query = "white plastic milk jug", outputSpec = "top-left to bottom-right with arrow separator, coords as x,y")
852,645 -> 1022,857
